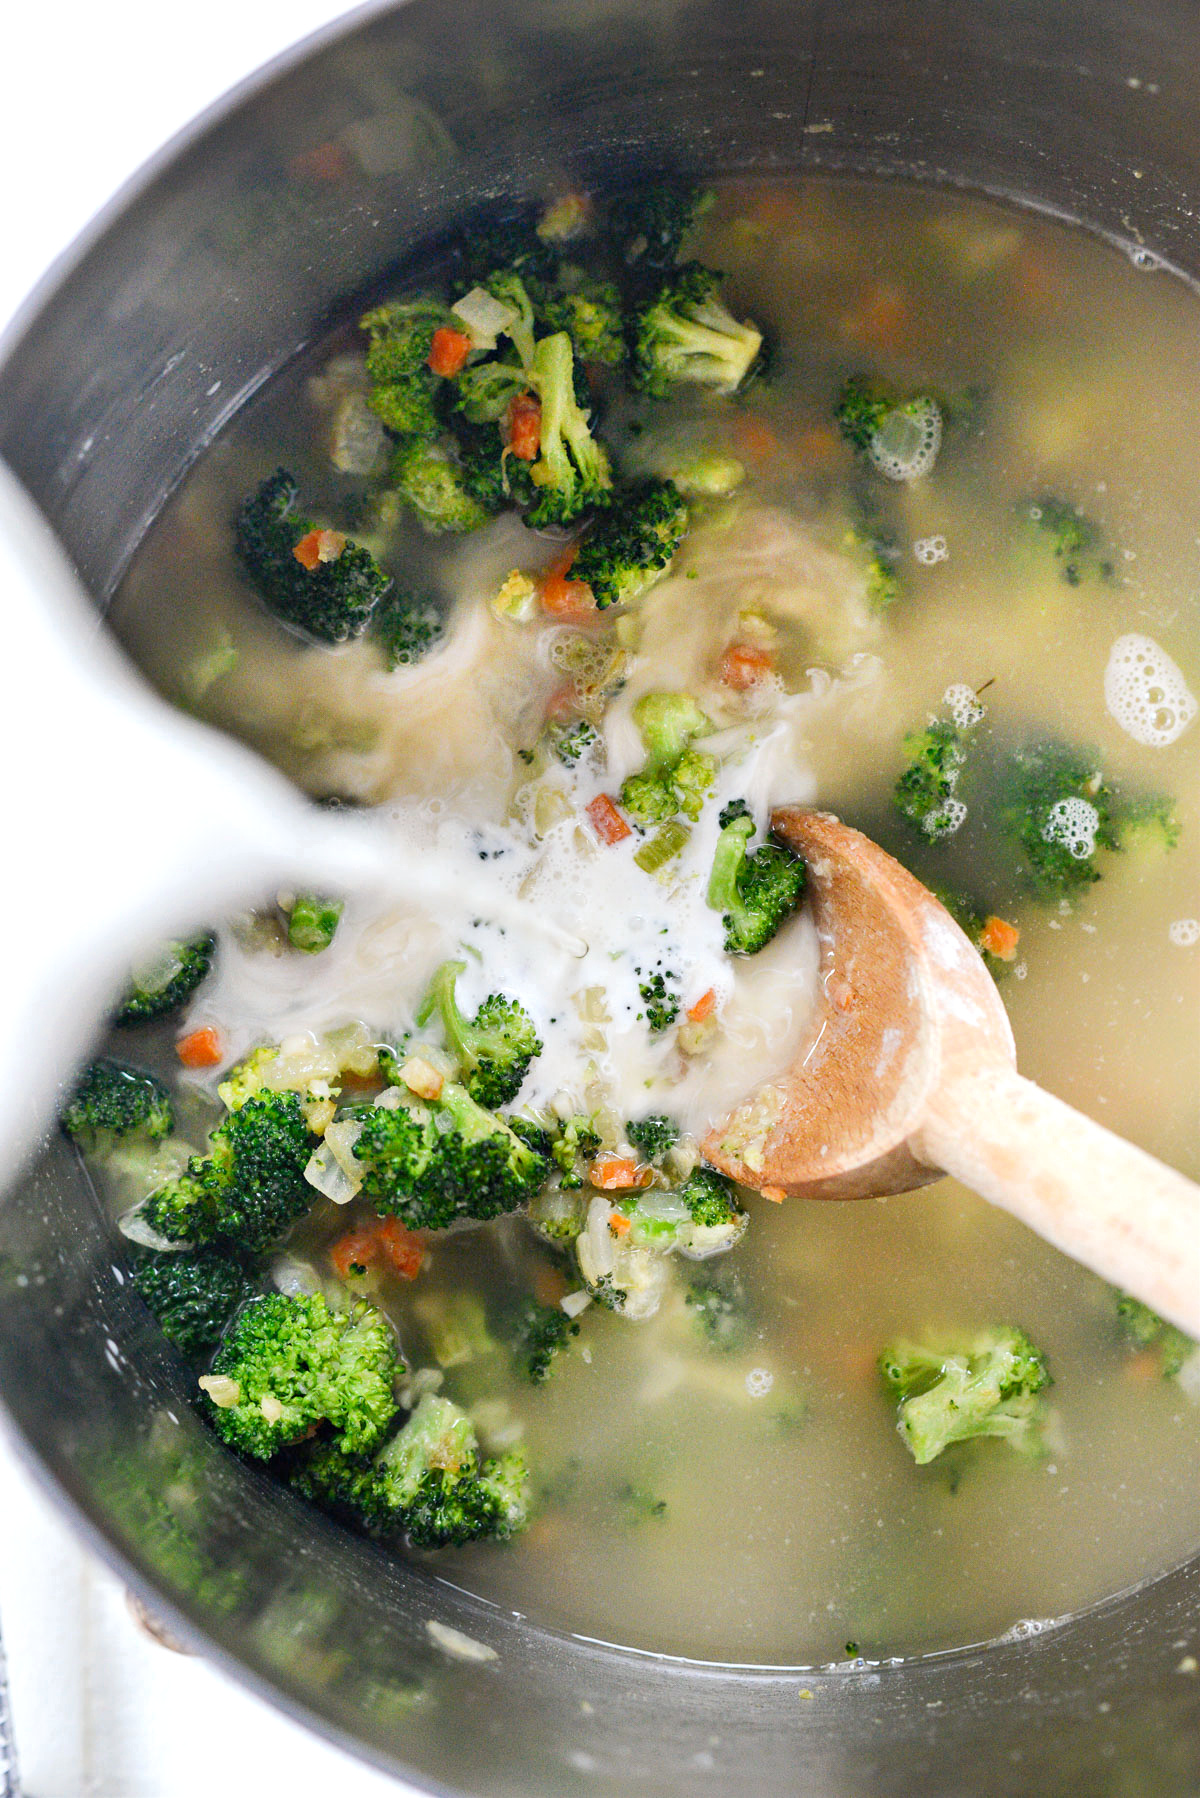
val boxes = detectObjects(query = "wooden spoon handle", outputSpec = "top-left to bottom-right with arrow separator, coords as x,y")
912,1064 -> 1200,1337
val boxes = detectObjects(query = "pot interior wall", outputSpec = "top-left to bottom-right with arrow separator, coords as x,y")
0,2 -> 1198,1794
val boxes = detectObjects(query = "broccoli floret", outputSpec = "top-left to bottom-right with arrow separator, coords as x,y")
61,1058 -> 173,1156
625,1115 -> 679,1163
619,690 -> 716,825
372,588 -> 445,669
524,331 -> 613,526
142,1092 -> 314,1253
613,1165 -> 746,1257
457,214 -> 558,288
572,478 -> 688,609
552,719 -> 599,766
834,376 -> 945,483
359,298 -> 451,439
235,471 -> 391,644
416,960 -> 542,1107
833,375 -> 894,453
1000,741 -> 1179,901
130,1249 -> 258,1358
606,182 -> 712,271
504,1296 -> 580,1383
893,720 -> 969,838
353,1082 -> 550,1230
203,1293 -> 399,1460
1116,1294 -> 1197,1380
685,1268 -> 752,1352
538,277 -> 625,365
548,1115 -> 603,1192
293,1392 -> 529,1547
115,932 -> 215,1024
527,1185 -> 590,1243
453,355 -> 529,425
879,1327 -> 1051,1465
630,263 -> 764,397
455,417 -> 537,512
636,967 -> 680,1034
389,438 -> 494,535
283,894 -> 343,954
706,810 -> 805,955
1016,495 -> 1114,586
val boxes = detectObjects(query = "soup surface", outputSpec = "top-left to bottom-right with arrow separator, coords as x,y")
105,177 -> 1200,1665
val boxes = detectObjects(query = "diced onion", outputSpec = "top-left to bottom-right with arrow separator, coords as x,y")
560,1289 -> 592,1319
118,1205 -> 187,1253
450,286 -> 518,349
304,1119 -> 364,1205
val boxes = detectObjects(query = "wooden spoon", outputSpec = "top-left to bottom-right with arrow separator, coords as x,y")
703,807 -> 1200,1337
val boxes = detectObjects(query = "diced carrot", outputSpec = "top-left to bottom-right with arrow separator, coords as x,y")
841,284 -> 909,353
290,140 -> 354,183
607,1210 -> 633,1235
541,546 -> 597,620
292,528 -> 345,571
585,794 -> 631,845
590,1156 -> 648,1191
686,987 -> 717,1024
505,391 -> 542,461
176,1026 -> 222,1069
428,326 -> 473,377
980,916 -> 1020,961
719,642 -> 774,690
330,1225 -> 381,1280
731,415 -> 778,466
377,1218 -> 424,1280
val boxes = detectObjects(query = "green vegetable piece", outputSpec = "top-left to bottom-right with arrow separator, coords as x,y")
1116,1294 -> 1196,1380
131,1249 -> 258,1358
879,1327 -> 1051,1464
142,1091 -> 315,1254
893,720 -> 968,838
1017,495 -> 1115,587
61,1059 -> 173,1156
706,807 -> 805,955
572,479 -> 689,609
116,932 -> 216,1025
505,1295 -> 581,1383
285,895 -> 343,954
630,263 -> 764,397
633,820 -> 691,874
389,439 -> 494,535
416,959 -> 543,1107
360,297 -> 451,439
235,471 -> 391,644
625,1115 -> 679,1163
636,967 -> 680,1034
353,1081 -> 550,1230
372,588 -> 445,669
524,331 -> 613,527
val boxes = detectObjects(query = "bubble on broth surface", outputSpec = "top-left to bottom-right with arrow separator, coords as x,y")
868,398 -> 942,482
923,797 -> 967,837
914,535 -> 949,565
943,681 -> 985,727
1042,796 -> 1100,859
1104,633 -> 1197,747
1168,918 -> 1199,947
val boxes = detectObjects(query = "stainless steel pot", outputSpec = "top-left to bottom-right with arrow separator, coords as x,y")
0,3 -> 1196,1792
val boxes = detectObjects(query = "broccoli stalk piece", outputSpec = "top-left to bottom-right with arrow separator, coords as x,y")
61,1059 -> 174,1156
612,1165 -> 747,1257
202,1292 -> 400,1460
141,1091 -> 315,1253
360,297 -> 453,439
415,959 -> 543,1106
116,932 -> 216,1025
630,263 -> 764,397
1116,1294 -> 1197,1380
388,439 -> 494,535
706,806 -> 805,955
572,479 -> 689,610
130,1249 -> 258,1358
235,471 -> 392,644
505,1295 -> 580,1383
625,1115 -> 679,1164
353,1083 -> 550,1230
879,1327 -> 1052,1464
619,690 -> 716,825
371,588 -> 445,669
283,894 -> 343,954
893,720 -> 969,838
525,331 -> 613,526
292,1392 -> 529,1548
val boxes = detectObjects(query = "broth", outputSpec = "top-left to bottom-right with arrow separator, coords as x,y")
106,177 -> 1200,1665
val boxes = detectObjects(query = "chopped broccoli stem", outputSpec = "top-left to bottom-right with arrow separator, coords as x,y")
572,479 -> 688,609
372,588 -> 445,669
204,1293 -> 400,1459
631,263 -> 764,397
115,932 -> 216,1025
235,471 -> 392,643
293,1392 -> 529,1548
353,1081 -> 550,1230
61,1059 -> 174,1156
880,1327 -> 1052,1464
706,809 -> 805,955
416,960 -> 542,1106
525,331 -> 613,526
284,895 -> 343,954
142,1092 -> 315,1253
131,1249 -> 258,1358
504,1296 -> 581,1383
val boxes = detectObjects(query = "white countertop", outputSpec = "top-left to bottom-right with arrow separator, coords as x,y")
1,3 -> 426,1791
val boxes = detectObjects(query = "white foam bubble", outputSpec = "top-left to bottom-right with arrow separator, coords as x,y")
914,535 -> 949,566
943,682 -> 985,728
868,399 -> 943,482
1168,918 -> 1199,947
1042,797 -> 1100,860
745,1368 -> 775,1398
923,797 -> 967,838
1104,633 -> 1197,748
